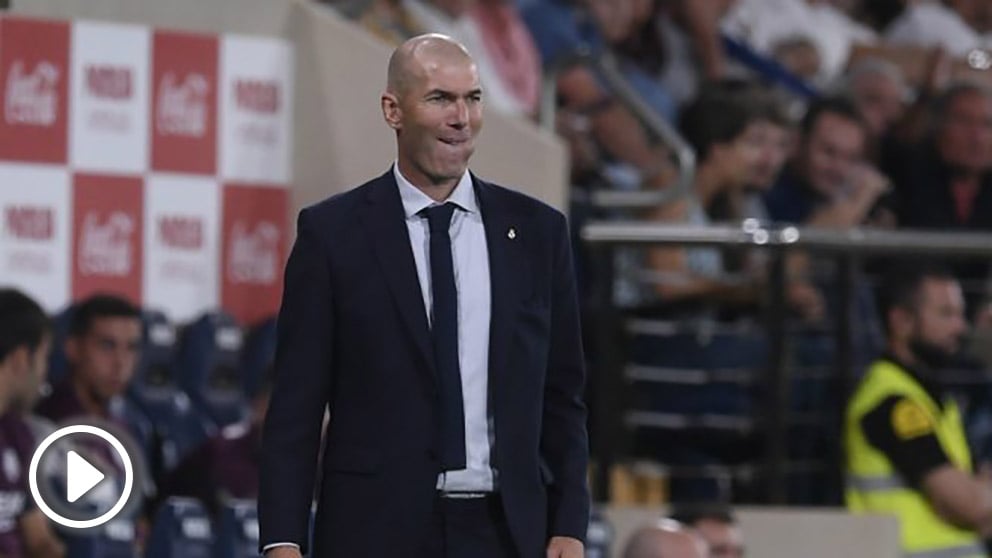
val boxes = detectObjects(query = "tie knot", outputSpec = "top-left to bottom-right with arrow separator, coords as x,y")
420,203 -> 457,234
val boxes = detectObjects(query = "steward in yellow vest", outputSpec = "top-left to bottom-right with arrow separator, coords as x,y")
844,267 -> 988,558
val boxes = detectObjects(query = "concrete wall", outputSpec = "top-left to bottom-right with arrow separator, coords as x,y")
12,0 -> 569,226
606,506 -> 901,558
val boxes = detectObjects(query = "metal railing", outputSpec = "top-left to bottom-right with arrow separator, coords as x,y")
581,221 -> 992,504
539,49 -> 695,208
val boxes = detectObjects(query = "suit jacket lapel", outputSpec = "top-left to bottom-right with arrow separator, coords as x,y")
361,170 -> 436,382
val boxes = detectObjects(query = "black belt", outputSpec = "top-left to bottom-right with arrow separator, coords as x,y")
436,490 -> 495,500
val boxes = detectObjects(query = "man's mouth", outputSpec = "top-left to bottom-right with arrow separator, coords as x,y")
439,137 -> 469,146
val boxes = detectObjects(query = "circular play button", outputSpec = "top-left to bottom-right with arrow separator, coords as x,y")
28,424 -> 135,529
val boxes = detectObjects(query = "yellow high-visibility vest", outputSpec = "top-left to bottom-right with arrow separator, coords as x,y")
845,359 -> 985,558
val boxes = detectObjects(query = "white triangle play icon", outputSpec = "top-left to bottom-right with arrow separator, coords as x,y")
66,451 -> 105,504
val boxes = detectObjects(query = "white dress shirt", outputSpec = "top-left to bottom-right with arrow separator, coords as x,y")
394,163 -> 495,493
262,166 -> 495,555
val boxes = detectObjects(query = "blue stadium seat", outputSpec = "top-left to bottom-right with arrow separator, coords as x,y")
240,316 -> 276,397
64,518 -> 138,558
586,507 -> 613,558
177,312 -> 249,427
146,497 -> 214,558
215,499 -> 259,558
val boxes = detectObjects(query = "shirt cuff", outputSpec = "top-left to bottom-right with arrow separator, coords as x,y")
262,542 -> 300,555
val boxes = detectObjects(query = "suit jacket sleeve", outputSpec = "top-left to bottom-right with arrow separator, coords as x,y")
258,208 -> 335,554
542,211 -> 591,541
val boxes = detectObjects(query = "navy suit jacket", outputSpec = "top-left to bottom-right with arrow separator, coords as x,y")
258,170 -> 590,557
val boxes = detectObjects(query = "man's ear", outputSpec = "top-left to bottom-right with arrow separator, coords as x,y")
64,336 -> 79,364
382,93 -> 402,131
2,346 -> 28,377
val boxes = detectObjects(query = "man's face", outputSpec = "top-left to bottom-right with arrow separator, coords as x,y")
937,91 -> 992,174
10,335 -> 50,412
694,519 -> 745,558
851,72 -> 906,138
746,120 -> 791,190
801,112 -> 866,197
910,278 -> 968,360
67,317 -> 142,405
387,54 -> 483,188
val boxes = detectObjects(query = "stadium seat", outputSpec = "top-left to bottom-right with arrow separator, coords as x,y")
177,312 -> 249,427
146,497 -> 214,558
240,316 -> 276,397
215,499 -> 259,558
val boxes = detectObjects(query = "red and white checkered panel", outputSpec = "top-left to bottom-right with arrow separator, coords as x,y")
151,30 -> 219,175
0,15 -> 292,322
144,175 -> 221,322
0,164 -> 71,312
72,173 -> 144,304
70,21 -> 151,174
0,17 -> 70,164
221,184 -> 287,325
220,35 -> 293,184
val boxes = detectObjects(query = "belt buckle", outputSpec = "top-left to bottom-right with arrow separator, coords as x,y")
439,491 -> 489,499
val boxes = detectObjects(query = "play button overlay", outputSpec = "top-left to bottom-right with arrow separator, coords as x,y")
28,424 -> 135,529
66,451 -> 106,503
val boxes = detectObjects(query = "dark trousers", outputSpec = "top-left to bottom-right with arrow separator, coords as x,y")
418,494 -> 520,558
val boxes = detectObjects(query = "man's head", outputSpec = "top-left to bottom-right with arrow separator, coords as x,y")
623,519 -> 708,558
0,289 -> 51,412
382,34 -> 483,192
796,96 -> 869,198
680,86 -> 789,191
843,58 -> 908,138
882,266 -> 967,371
670,506 -> 745,558
65,294 -> 142,408
933,82 -> 992,175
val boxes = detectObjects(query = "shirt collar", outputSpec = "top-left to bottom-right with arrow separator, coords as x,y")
393,162 -> 478,219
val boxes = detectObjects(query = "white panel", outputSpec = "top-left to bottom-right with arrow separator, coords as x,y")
69,21 -> 151,174
0,164 -> 71,312
143,173 -> 221,321
219,35 -> 293,184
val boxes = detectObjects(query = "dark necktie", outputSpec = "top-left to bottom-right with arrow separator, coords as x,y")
420,202 -> 466,470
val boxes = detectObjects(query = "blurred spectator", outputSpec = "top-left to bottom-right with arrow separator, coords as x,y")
670,505 -> 745,558
722,0 -> 877,83
886,0 -> 992,57
522,0 -> 679,192
838,57 -> 910,141
884,82 -> 992,315
402,0 -> 533,115
154,368 -> 271,518
469,0 -> 542,115
764,96 -> 888,228
771,36 -> 823,83
354,0 -> 424,45
623,519 -> 708,558
0,289 -> 65,558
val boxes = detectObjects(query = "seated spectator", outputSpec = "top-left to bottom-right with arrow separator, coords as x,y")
764,96 -> 889,229
402,0 -> 533,115
623,519 -> 708,558
837,57 -> 910,142
722,0 -> 877,84
884,82 -> 992,316
522,0 -> 679,191
154,367 -> 272,517
469,0 -> 542,115
0,289 -> 65,558
670,505 -> 745,558
886,0 -> 992,57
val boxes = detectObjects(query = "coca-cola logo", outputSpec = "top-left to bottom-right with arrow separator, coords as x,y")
5,60 -> 59,126
156,72 -> 209,137
227,221 -> 279,284
234,79 -> 279,115
158,216 -> 203,250
86,65 -> 132,100
4,206 -> 53,241
79,211 -> 134,276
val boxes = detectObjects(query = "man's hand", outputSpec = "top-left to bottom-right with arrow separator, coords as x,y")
264,547 -> 302,558
547,536 -> 584,558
